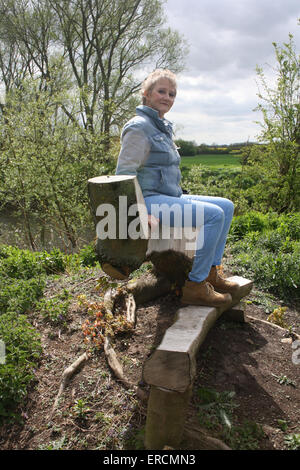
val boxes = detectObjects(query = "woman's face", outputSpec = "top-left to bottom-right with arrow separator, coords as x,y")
144,78 -> 176,118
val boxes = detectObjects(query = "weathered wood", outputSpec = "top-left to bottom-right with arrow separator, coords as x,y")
143,276 -> 253,393
182,418 -> 231,450
143,276 -> 253,450
88,175 -> 148,270
144,385 -> 193,450
104,337 -> 135,389
222,302 -> 245,323
247,315 -> 300,340
125,293 -> 136,325
126,272 -> 172,305
88,175 -> 200,284
50,352 -> 89,419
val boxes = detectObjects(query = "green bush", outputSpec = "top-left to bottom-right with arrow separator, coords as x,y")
0,276 -> 45,315
35,290 -> 71,325
0,312 -> 42,421
0,246 -> 44,279
0,244 -> 71,422
229,212 -> 270,241
228,213 -> 300,302
276,213 -> 300,240
78,243 -> 98,267
0,245 -> 67,279
0,244 -> 70,421
37,248 -> 67,274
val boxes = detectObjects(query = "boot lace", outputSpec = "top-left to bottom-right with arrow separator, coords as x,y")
206,281 -> 215,293
216,265 -> 225,280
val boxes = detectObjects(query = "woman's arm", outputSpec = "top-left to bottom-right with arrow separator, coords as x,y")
116,127 -> 150,176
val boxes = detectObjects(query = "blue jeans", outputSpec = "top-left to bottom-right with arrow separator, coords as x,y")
144,194 -> 234,282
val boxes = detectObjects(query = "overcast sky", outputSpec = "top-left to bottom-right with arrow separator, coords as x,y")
164,0 -> 300,145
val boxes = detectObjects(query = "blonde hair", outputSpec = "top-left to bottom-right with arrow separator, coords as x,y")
141,69 -> 177,104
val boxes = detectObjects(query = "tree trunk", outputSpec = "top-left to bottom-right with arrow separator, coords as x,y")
88,175 -> 149,270
87,175 -> 197,285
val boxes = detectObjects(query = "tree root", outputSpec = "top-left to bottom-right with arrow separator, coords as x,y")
182,422 -> 231,450
104,287 -> 136,327
103,287 -> 118,314
126,293 -> 136,325
104,336 -> 136,389
246,314 -> 300,340
50,352 -> 89,419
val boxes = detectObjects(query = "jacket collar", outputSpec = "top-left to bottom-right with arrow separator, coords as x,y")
136,105 -> 173,136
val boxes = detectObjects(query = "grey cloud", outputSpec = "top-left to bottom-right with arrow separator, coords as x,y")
173,92 -> 258,118
163,0 -> 299,143
166,0 -> 300,76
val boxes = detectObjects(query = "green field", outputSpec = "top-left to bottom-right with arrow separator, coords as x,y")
180,154 -> 241,169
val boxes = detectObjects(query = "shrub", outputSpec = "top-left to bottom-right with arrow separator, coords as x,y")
0,245 -> 68,317
37,248 -> 67,274
0,246 -> 44,279
228,212 -> 300,302
35,290 -> 71,325
0,276 -> 45,315
0,312 -> 42,421
78,243 -> 98,267
276,213 -> 300,240
0,245 -> 67,279
228,243 -> 300,302
229,211 -> 269,241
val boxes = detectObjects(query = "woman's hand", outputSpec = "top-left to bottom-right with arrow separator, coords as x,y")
148,214 -> 159,228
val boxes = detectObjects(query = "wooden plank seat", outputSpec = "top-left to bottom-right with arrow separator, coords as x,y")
143,277 -> 253,449
88,174 -> 199,285
87,174 -> 253,450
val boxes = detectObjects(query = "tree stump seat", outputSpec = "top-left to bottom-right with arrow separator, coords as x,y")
87,174 -> 253,450
88,174 -> 200,285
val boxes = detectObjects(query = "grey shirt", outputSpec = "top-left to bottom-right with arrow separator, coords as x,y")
116,129 -> 150,176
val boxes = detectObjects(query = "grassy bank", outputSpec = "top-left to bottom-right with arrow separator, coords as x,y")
0,244 -> 98,422
0,208 -> 299,424
0,153 -> 299,432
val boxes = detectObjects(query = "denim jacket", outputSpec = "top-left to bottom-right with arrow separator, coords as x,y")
115,105 -> 182,198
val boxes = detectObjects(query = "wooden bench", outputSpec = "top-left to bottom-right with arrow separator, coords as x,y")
88,175 -> 253,450
88,175 -> 198,284
143,278 -> 252,449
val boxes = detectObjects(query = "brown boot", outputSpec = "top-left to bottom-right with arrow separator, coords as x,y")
206,266 -> 240,294
181,280 -> 232,307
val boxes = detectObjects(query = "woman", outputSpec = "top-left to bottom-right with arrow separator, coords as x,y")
116,69 -> 239,307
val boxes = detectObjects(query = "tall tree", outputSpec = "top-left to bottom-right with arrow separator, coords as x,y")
0,0 -> 188,248
245,33 -> 300,212
0,0 -> 188,138
255,33 -> 299,146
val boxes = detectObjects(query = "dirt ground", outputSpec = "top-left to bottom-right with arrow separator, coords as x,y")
0,265 -> 299,451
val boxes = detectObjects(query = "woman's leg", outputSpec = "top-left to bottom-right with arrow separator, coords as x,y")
144,193 -> 228,282
144,193 -> 236,306
181,194 -> 234,268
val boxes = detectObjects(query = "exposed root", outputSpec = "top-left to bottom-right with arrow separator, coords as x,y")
183,426 -> 231,450
103,287 -> 118,314
247,314 -> 300,340
50,352 -> 89,419
104,336 -> 136,390
126,293 -> 136,325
